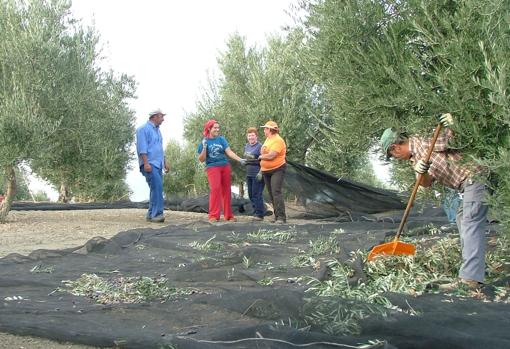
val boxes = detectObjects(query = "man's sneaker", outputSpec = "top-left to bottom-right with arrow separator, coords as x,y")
225,217 -> 237,222
150,215 -> 165,223
438,278 -> 483,291
274,219 -> 287,224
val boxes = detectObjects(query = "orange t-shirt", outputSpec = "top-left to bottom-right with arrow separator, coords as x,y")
260,134 -> 286,171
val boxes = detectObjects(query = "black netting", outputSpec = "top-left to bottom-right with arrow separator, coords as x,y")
11,161 -> 404,220
3,162 -> 507,348
10,196 -> 252,215
284,161 -> 405,219
1,220 -> 508,349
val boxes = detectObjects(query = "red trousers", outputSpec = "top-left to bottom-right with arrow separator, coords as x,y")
206,164 -> 234,220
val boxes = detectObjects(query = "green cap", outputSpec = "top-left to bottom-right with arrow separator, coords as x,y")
380,128 -> 398,158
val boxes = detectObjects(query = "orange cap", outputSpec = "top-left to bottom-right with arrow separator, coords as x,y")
260,120 -> 279,130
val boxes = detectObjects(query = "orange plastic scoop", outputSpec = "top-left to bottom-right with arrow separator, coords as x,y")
367,239 -> 416,261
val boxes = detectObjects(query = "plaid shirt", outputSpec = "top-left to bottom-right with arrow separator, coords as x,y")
408,128 -> 472,190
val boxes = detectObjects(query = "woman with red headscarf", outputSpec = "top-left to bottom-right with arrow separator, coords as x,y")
198,119 -> 246,223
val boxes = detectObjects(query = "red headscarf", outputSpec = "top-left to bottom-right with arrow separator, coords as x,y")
203,119 -> 218,137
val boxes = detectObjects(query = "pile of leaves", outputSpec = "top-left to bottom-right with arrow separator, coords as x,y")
62,274 -> 197,304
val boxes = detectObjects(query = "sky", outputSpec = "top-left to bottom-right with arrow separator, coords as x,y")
29,0 -> 297,201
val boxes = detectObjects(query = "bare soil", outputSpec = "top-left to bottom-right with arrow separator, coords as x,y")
0,208 -> 254,349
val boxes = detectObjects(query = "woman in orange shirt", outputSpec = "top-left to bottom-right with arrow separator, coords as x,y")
258,121 -> 287,223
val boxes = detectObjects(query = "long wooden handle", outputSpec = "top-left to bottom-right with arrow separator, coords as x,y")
394,123 -> 443,240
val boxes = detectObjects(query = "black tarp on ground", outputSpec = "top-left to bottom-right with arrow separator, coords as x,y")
1,219 -> 509,349
10,161 -> 405,219
10,196 -> 253,215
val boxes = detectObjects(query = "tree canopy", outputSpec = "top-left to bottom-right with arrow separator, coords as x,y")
0,0 -> 136,220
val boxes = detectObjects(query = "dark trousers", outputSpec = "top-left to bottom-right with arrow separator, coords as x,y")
246,176 -> 265,218
263,164 -> 286,221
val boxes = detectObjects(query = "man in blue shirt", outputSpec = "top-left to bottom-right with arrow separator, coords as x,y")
136,109 -> 170,222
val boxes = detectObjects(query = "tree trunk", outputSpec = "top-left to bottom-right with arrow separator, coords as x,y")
0,164 -> 17,222
238,181 -> 245,198
58,182 -> 71,203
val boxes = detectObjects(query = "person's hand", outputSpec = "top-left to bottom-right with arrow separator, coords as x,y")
256,171 -> 263,182
144,163 -> 152,173
439,113 -> 454,128
201,138 -> 208,149
414,159 -> 431,174
239,158 -> 247,166
164,163 -> 170,173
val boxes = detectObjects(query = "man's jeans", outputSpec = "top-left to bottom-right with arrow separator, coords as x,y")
246,175 -> 265,218
141,166 -> 164,219
456,180 -> 488,283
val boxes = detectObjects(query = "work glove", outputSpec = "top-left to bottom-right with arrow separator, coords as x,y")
239,158 -> 247,166
439,113 -> 454,128
244,152 -> 256,160
256,171 -> 263,182
201,138 -> 208,150
414,159 -> 431,174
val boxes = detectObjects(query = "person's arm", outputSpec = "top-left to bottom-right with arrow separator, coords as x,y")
432,128 -> 454,152
136,127 -> 152,172
198,138 -> 207,163
433,113 -> 456,152
418,173 -> 434,188
259,138 -> 284,161
140,154 -> 152,172
413,159 -> 434,187
259,150 -> 278,161
164,158 -> 170,173
225,147 -> 244,163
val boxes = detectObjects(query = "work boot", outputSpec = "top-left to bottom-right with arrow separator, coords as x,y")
150,215 -> 165,223
438,278 -> 483,291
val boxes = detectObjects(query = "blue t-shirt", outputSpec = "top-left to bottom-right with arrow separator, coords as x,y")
198,136 -> 229,168
244,142 -> 262,177
136,121 -> 164,170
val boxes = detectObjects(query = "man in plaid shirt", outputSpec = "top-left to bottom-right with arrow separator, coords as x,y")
380,113 -> 489,290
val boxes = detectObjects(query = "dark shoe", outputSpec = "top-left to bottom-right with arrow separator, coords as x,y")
150,215 -> 165,223
145,216 -> 151,222
439,278 -> 483,291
